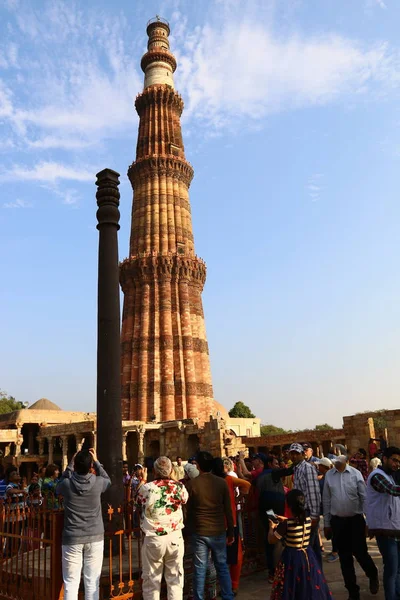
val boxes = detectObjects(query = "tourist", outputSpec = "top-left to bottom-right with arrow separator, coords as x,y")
289,443 -> 322,565
187,451 -> 234,600
327,446 -> 338,460
41,463 -> 60,509
237,451 -> 266,482
302,443 -> 318,465
379,435 -> 388,453
38,465 -> 46,488
131,464 -> 145,494
174,457 -> 185,481
323,455 -> 379,600
122,461 -> 131,486
27,482 -> 42,507
4,470 -> 27,508
180,461 -> 215,600
369,457 -> 382,472
366,446 -> 400,600
56,448 -> 110,600
369,438 -> 379,459
183,462 -> 199,483
223,458 -> 237,478
317,457 -> 338,562
257,455 -> 287,583
268,489 -> 332,599
4,469 -> 27,556
213,457 -> 250,595
349,448 -> 369,482
0,465 -> 16,498
136,456 -> 188,600
27,472 -> 40,495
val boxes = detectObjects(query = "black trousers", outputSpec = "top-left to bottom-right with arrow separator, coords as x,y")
331,514 -> 378,597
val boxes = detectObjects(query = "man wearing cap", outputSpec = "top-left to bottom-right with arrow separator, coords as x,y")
237,451 -> 266,482
303,443 -> 319,465
323,455 -> 379,600
289,442 -> 322,564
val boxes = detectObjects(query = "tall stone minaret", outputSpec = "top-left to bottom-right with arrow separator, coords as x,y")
120,17 -> 215,424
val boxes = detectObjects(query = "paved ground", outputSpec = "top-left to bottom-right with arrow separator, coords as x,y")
238,539 -> 384,599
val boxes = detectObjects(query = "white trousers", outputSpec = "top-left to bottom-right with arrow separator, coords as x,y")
141,530 -> 184,600
62,540 -> 104,600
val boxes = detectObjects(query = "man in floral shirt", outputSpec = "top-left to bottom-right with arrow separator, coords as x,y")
136,456 -> 188,599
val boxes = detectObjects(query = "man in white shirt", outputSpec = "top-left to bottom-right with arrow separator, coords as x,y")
323,455 -> 378,600
136,456 -> 188,600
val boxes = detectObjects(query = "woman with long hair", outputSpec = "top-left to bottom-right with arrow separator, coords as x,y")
268,489 -> 333,599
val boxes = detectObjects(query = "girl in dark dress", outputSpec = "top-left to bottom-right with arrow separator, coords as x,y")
268,489 -> 333,600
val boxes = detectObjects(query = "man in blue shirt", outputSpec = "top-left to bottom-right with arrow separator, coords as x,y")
323,455 -> 378,600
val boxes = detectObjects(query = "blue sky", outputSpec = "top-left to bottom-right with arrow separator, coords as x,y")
1,0 -> 400,430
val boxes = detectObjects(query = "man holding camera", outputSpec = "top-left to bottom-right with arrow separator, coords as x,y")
56,448 -> 111,600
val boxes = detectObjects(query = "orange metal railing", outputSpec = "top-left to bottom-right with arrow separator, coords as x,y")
0,496 -> 63,600
0,485 -> 265,600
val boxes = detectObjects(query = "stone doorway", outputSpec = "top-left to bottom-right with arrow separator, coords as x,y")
126,432 -> 139,467
187,434 -> 200,458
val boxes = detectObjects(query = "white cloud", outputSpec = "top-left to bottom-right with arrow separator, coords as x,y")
3,198 -> 32,208
0,81 -> 13,117
1,161 -> 94,183
307,174 -> 324,201
7,42 -> 18,67
366,0 -> 387,9
27,136 -> 95,150
1,2 -> 141,150
174,22 -> 400,131
1,0 -> 400,147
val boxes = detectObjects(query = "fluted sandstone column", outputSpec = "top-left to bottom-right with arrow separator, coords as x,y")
120,17 -> 215,424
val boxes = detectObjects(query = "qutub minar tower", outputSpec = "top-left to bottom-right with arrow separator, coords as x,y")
120,17 -> 215,424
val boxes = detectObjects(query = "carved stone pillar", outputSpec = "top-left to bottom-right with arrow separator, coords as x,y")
138,427 -> 145,462
74,434 -> 84,452
178,425 -> 186,457
61,436 -> 69,471
15,423 -> 22,458
159,428 -> 166,456
122,432 -> 128,462
92,431 -> 97,453
47,437 -> 53,464
38,438 -> 44,456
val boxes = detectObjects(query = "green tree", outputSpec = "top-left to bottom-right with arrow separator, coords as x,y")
260,424 -> 289,436
228,401 -> 255,418
0,390 -> 24,414
315,423 -> 334,431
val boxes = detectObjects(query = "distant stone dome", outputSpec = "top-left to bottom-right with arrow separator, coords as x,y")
28,398 -> 62,411
212,401 -> 230,420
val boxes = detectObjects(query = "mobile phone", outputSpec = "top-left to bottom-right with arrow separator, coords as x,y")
266,509 -> 279,523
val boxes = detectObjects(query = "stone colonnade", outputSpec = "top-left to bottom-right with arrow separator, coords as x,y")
38,430 -> 96,471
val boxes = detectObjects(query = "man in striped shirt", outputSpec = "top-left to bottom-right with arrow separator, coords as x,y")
289,443 -> 322,565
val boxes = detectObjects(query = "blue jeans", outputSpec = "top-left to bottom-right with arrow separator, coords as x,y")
376,536 -> 400,600
192,534 -> 234,600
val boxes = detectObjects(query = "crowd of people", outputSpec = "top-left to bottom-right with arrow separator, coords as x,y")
1,434 -> 400,600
